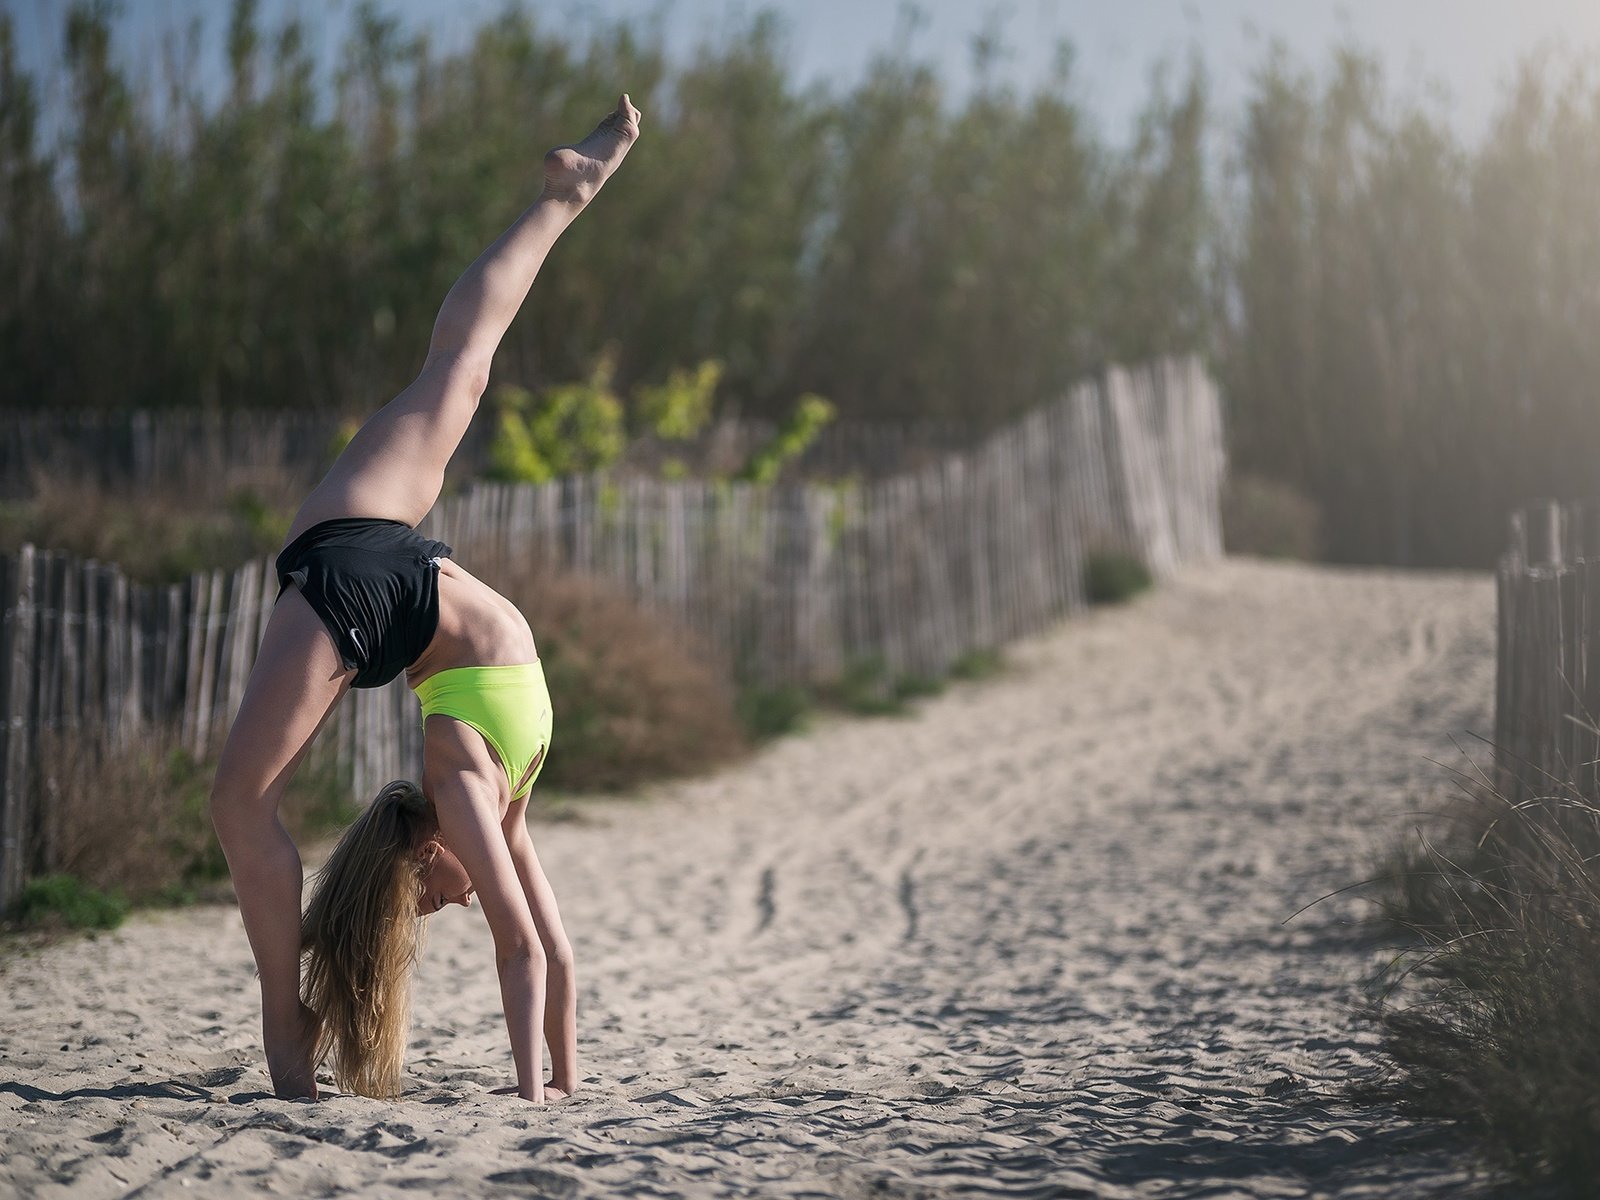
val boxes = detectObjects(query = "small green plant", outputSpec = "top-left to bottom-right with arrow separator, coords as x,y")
893,673 -> 945,702
736,683 -> 812,740
9,875 -> 129,930
634,360 -> 722,441
487,355 -> 626,484
1084,550 -> 1152,604
831,654 -> 903,716
737,393 -> 835,485
948,648 -> 1004,681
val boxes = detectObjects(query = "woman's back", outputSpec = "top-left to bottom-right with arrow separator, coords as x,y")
407,558 -> 539,686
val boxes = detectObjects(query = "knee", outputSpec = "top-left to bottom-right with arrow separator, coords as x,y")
208,784 -> 262,847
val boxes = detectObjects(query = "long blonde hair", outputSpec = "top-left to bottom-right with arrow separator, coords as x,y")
300,779 -> 431,1098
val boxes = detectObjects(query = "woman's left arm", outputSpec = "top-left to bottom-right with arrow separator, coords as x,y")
504,817 -> 579,1094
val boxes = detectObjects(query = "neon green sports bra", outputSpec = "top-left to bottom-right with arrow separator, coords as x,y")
414,661 -> 553,801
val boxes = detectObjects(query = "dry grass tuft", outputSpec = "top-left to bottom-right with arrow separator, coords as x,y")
1364,768 -> 1600,1194
0,464 -> 302,584
32,725 -> 354,907
476,556 -> 749,792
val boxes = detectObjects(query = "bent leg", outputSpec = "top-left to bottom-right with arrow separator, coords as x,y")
286,96 -> 642,540
210,588 -> 352,1098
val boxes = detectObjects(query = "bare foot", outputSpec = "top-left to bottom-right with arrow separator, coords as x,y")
491,1082 -> 569,1102
542,93 -> 642,205
267,1003 -> 320,1100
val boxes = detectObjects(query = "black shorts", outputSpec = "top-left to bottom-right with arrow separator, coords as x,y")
275,517 -> 454,689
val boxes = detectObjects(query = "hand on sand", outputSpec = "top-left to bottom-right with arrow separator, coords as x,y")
491,1082 -> 570,1103
542,93 -> 642,205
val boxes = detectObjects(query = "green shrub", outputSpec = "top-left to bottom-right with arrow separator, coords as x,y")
948,648 -> 1004,681
9,875 -> 128,930
486,358 -> 626,485
828,655 -> 904,716
737,684 -> 812,740
1221,474 -> 1322,560
892,673 -> 945,702
737,394 -> 835,485
1084,551 -> 1152,604
634,360 -> 723,442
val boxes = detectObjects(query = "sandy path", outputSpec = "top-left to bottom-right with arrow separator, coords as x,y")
1,560 -> 1510,1198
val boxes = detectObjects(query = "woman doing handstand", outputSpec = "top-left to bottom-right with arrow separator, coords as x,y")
208,96 -> 641,1103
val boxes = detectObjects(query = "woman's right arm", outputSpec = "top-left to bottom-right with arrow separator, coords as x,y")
426,754 -> 549,1102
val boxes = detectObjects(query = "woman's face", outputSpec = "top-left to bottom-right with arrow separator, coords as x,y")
418,840 -> 474,915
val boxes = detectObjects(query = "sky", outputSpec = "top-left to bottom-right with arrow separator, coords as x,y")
7,0 -> 1600,146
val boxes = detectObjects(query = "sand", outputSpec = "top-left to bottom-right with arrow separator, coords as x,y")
0,559 -> 1515,1198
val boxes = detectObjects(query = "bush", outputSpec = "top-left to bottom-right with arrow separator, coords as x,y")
1084,550 -> 1152,604
948,648 -> 1005,681
736,394 -> 836,485
32,725 -> 356,907
816,655 -> 955,716
1363,774 -> 1600,1194
1221,474 -> 1322,560
825,655 -> 905,716
480,561 -> 748,791
8,875 -> 128,931
737,684 -> 812,740
486,359 -> 626,485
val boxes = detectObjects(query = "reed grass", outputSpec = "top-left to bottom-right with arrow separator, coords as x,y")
1364,762 -> 1600,1194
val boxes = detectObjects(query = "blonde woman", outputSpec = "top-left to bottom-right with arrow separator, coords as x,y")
208,96 -> 642,1102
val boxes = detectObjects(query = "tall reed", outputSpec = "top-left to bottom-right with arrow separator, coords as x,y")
1366,767 -> 1600,1193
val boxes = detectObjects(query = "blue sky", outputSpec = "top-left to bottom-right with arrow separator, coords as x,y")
8,0 -> 1600,145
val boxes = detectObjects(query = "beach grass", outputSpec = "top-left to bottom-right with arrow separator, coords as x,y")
1364,767 -> 1600,1194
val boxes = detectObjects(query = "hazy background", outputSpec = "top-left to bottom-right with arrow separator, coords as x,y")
5,0 -> 1600,569
11,0 -> 1600,141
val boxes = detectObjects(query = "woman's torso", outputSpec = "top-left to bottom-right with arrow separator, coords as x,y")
405,558 -> 537,689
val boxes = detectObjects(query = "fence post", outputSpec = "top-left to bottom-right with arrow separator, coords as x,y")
2,545 -> 37,907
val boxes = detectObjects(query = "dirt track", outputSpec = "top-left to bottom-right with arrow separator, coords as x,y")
1,559 -> 1509,1198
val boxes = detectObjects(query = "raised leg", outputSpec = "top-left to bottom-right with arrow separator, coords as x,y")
209,590 -> 352,1098
286,94 -> 643,539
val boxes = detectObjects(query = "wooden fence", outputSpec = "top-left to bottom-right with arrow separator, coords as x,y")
1494,499 -> 1600,805
0,356 -> 1225,903
0,407 -> 970,499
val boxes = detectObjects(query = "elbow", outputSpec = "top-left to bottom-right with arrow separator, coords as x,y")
496,938 -> 547,974
458,356 -> 491,403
